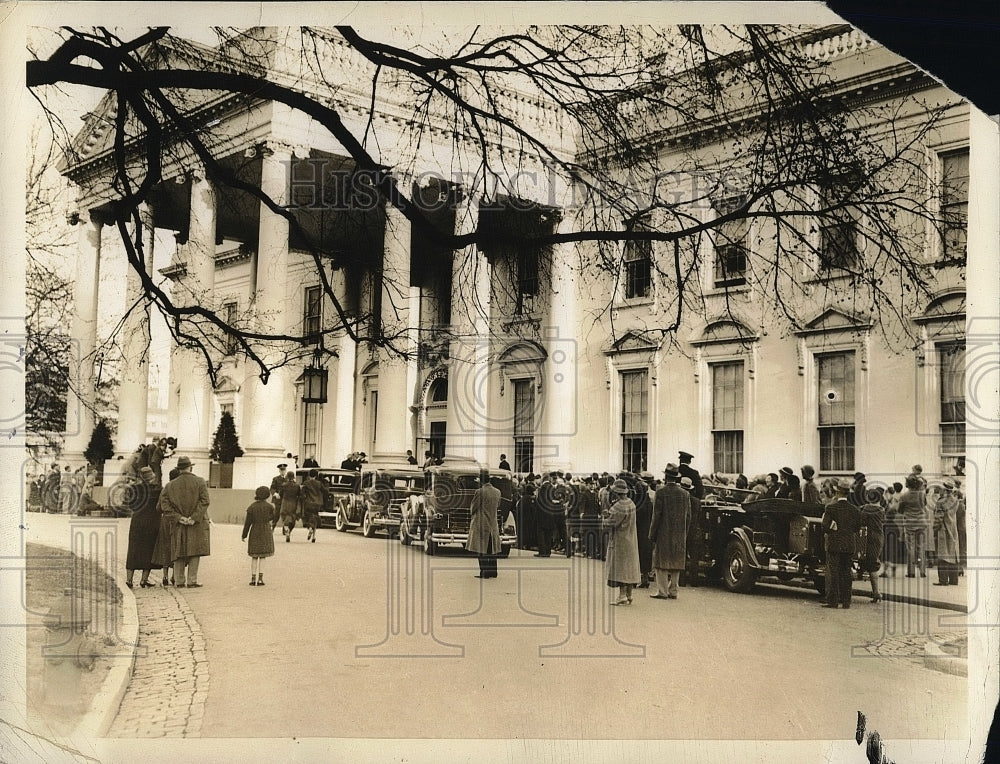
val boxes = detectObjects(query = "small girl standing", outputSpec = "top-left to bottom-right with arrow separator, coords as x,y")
242,486 -> 275,585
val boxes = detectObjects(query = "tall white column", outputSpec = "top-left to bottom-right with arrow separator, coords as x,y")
63,211 -> 104,460
116,205 -> 153,455
446,191 -> 490,463
371,198 -> 412,462
172,169 -> 217,463
236,141 -> 291,486
539,212 -> 577,473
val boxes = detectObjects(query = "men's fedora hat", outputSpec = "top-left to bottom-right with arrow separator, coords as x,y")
176,456 -> 193,469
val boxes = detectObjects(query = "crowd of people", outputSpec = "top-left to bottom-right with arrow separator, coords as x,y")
33,439 -> 961,608
498,455 -> 966,609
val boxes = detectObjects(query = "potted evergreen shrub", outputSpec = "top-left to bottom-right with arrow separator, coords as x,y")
83,419 -> 115,487
209,411 -> 244,488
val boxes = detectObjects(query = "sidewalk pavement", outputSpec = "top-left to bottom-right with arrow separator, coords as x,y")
21,512 -> 969,738
23,512 -> 208,738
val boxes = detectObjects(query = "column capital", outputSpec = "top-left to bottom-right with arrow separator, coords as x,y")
68,208 -> 113,227
247,139 -> 308,160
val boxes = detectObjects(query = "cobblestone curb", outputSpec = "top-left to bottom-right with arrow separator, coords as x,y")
74,576 -> 140,738
107,585 -> 210,737
924,635 -> 968,677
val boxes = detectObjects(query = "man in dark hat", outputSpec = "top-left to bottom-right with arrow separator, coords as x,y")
159,456 -> 211,587
498,454 -> 511,471
822,478 -> 862,608
677,451 -> 704,500
649,464 -> 691,599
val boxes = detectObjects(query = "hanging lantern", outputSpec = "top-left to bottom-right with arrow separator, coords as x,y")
301,362 -> 328,404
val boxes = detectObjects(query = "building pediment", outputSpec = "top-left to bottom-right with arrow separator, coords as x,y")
690,318 -> 758,347
497,340 -> 548,367
604,330 -> 661,356
913,290 -> 965,324
794,308 -> 872,337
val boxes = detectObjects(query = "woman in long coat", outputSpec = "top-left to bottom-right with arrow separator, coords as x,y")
859,490 -> 886,602
243,486 -> 276,585
602,479 -> 640,605
933,483 -> 961,586
125,467 -> 162,588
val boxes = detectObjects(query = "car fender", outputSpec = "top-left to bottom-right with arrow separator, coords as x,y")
728,526 -> 763,569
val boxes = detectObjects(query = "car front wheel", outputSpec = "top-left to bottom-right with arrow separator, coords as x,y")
399,520 -> 412,545
424,534 -> 436,555
335,506 -> 348,532
723,540 -> 758,593
362,509 -> 376,538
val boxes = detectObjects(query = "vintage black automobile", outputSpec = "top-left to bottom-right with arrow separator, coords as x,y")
298,468 -> 359,528
334,465 -> 424,537
400,459 -> 516,555
692,487 -> 830,595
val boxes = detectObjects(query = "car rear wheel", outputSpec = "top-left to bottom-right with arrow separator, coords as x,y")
362,509 -> 376,538
723,540 -> 758,593
335,506 -> 348,532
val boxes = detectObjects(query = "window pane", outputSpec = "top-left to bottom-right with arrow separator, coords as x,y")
622,436 -> 648,473
941,149 -> 969,259
713,431 -> 744,474
712,361 -> 744,430
714,244 -> 747,287
939,342 -> 965,456
818,352 -> 855,426
514,437 -> 534,474
624,240 -> 653,299
302,402 -> 319,462
304,285 -> 322,338
819,426 -> 855,471
621,370 -> 648,434
513,379 -> 534,436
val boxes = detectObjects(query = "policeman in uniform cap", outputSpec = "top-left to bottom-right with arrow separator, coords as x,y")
677,451 -> 704,500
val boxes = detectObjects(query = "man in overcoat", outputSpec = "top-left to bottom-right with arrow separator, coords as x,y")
468,470 -> 502,578
160,455 -> 211,587
300,469 -> 328,542
822,478 -> 862,608
270,463 -> 287,529
649,464 -> 691,599
682,476 -> 705,586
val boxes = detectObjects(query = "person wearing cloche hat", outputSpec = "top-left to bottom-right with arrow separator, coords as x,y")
125,465 -> 164,589
649,464 -> 691,600
821,479 -> 861,609
775,467 -> 802,502
602,479 -> 641,605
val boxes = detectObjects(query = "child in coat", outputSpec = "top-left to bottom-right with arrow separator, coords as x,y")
242,486 -> 276,585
